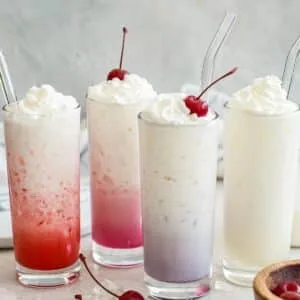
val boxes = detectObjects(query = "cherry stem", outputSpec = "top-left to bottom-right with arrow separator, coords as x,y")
74,295 -> 83,300
197,67 -> 238,99
119,27 -> 128,69
79,253 -> 119,299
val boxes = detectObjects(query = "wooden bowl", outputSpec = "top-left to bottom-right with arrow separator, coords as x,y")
253,260 -> 300,300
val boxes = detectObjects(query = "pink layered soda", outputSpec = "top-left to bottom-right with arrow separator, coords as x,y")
87,28 -> 156,264
87,100 -> 147,253
91,175 -> 142,248
3,85 -> 81,271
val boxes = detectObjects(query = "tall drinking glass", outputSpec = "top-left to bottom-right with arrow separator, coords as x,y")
87,98 -> 144,266
3,103 -> 81,287
138,112 -> 219,299
223,106 -> 300,286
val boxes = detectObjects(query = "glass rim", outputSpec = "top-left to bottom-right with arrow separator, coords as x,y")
2,102 -> 81,117
86,96 -> 146,107
138,110 -> 219,128
224,101 -> 300,118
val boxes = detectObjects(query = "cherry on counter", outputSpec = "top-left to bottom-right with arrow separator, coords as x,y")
77,253 -> 144,300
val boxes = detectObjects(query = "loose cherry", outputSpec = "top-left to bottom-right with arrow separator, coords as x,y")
272,281 -> 300,297
119,290 -> 145,300
280,292 -> 300,300
184,67 -> 237,117
107,27 -> 129,81
77,253 -> 144,300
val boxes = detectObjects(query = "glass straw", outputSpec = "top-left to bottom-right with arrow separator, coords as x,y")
201,12 -> 237,100
282,36 -> 300,99
0,51 -> 17,105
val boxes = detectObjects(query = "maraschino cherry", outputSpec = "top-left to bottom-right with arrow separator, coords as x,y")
76,253 -> 144,300
271,280 -> 300,299
273,281 -> 300,296
107,27 -> 129,81
281,292 -> 300,300
184,67 -> 238,117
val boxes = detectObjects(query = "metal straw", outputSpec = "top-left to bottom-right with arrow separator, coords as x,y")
282,36 -> 300,98
0,51 -> 17,105
201,12 -> 237,94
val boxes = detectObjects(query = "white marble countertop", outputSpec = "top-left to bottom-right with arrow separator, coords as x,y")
0,183 -> 255,300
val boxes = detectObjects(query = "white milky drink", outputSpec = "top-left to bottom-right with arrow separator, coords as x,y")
139,93 -> 219,299
291,180 -> 300,246
223,76 -> 300,286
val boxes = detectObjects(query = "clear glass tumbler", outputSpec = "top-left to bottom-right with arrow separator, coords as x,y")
87,98 -> 143,267
138,112 -> 219,299
223,106 -> 300,286
3,103 -> 81,287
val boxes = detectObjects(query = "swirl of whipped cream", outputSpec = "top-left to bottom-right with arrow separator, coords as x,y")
88,74 -> 157,104
6,84 -> 78,114
228,75 -> 298,114
141,93 -> 215,125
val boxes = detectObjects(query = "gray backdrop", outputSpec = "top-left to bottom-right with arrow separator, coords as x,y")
0,0 -> 299,108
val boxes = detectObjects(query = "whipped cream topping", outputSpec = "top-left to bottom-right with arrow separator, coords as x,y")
141,93 -> 215,125
6,84 -> 78,114
228,75 -> 298,114
88,73 -> 156,104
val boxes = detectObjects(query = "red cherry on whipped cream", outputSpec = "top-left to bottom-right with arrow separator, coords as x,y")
184,96 -> 208,117
184,67 -> 238,117
77,254 -> 144,300
107,27 -> 129,81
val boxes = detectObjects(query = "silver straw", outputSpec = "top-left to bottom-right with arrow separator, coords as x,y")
201,12 -> 237,95
0,51 -> 17,105
282,36 -> 300,98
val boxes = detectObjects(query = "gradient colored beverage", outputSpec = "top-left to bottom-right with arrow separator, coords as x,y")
3,85 -> 81,287
92,186 -> 141,248
138,93 -> 219,299
87,70 -> 156,266
87,99 -> 144,266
